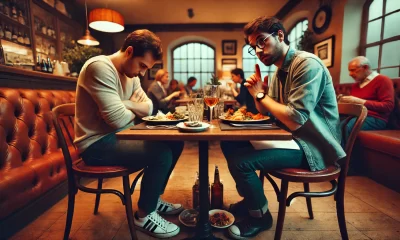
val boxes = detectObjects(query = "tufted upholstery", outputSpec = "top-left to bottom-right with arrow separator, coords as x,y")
0,88 -> 76,219
334,79 -> 400,192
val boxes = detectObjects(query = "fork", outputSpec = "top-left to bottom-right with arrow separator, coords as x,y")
146,125 -> 178,129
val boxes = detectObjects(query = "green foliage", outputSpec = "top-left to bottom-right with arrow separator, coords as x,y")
62,40 -> 102,73
207,73 -> 221,85
297,29 -> 314,53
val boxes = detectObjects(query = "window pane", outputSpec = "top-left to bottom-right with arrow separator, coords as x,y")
174,48 -> 181,59
208,60 -> 214,72
242,45 -> 252,58
174,73 -> 181,82
180,45 -> 187,58
181,60 -> 187,72
188,43 -> 194,59
384,12 -> 400,39
201,59 -> 208,72
194,43 -> 201,57
174,60 -> 181,72
302,20 -> 308,31
296,25 -> 302,38
366,46 -> 380,69
208,47 -> 214,59
194,59 -> 201,72
369,0 -> 383,20
386,0 -> 400,14
289,30 -> 296,42
381,40 -> 400,67
188,59 -> 194,72
181,73 -> 188,83
202,73 -> 209,86
366,19 -> 382,44
380,67 -> 399,78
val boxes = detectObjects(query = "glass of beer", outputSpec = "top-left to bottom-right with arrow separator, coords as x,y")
203,85 -> 220,128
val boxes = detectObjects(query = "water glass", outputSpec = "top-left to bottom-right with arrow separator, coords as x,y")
187,98 -> 204,123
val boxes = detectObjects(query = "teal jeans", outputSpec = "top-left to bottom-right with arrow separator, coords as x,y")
81,131 -> 184,214
220,141 -> 308,212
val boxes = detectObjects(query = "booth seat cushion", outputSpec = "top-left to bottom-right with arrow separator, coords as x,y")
357,130 -> 400,159
0,88 -> 76,219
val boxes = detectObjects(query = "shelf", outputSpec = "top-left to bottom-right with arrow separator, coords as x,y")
35,31 -> 57,41
0,13 -> 30,31
32,0 -> 81,29
1,38 -> 32,51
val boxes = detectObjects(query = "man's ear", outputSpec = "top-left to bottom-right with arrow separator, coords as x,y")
125,46 -> 134,57
277,30 -> 284,42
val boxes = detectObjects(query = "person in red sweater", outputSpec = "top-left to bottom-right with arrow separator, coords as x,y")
340,56 -> 394,139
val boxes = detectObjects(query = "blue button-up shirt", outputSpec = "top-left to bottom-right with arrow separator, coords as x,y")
268,47 -> 346,171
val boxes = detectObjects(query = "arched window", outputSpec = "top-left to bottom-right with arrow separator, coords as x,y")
172,42 -> 215,89
361,0 -> 400,78
288,19 -> 308,50
242,45 -> 277,80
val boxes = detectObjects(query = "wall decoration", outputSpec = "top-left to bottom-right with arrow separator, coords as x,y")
221,58 -> 237,79
312,5 -> 332,34
222,40 -> 237,55
148,63 -> 163,80
314,35 -> 335,68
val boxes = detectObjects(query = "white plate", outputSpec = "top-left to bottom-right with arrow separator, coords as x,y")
219,115 -> 270,124
176,122 -> 210,132
142,116 -> 188,125
209,209 -> 235,229
179,209 -> 198,228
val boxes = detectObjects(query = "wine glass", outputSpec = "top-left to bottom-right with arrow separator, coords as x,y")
203,85 -> 220,128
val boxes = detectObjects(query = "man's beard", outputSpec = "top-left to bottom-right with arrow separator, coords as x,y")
259,46 -> 282,66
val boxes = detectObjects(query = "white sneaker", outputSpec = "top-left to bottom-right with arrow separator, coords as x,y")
134,211 -> 180,238
156,198 -> 184,215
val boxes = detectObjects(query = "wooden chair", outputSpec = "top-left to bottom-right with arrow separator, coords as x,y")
259,103 -> 367,240
52,103 -> 144,240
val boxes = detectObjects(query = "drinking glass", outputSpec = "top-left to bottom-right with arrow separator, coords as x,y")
203,85 -> 220,128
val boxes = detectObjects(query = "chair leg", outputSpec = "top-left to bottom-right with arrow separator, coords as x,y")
275,180 -> 289,240
303,183 -> 314,219
336,189 -> 349,240
93,178 -> 103,215
123,175 -> 138,240
63,190 -> 76,240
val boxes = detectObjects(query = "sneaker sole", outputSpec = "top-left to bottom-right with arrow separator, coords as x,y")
135,225 -> 180,239
228,228 -> 249,240
157,206 -> 184,215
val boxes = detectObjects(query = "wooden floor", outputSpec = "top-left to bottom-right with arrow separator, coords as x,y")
9,142 -> 400,240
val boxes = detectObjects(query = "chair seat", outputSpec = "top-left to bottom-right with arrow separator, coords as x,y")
72,159 -> 137,178
269,165 -> 341,183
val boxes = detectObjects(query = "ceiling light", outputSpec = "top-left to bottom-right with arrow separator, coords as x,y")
78,0 -> 99,46
89,8 -> 124,33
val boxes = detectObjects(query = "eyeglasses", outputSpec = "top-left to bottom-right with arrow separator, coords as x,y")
248,32 -> 275,56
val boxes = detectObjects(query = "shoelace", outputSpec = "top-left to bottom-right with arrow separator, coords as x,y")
148,211 -> 169,230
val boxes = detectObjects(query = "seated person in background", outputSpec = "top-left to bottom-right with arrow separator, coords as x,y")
340,56 -> 394,139
75,30 -> 183,238
229,68 -> 258,113
167,79 -> 181,95
147,69 -> 181,115
184,76 -> 197,96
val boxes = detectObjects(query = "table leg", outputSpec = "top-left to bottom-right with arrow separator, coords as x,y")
185,141 -> 222,240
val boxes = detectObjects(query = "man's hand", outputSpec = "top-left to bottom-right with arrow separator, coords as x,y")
244,64 -> 269,97
340,96 -> 366,104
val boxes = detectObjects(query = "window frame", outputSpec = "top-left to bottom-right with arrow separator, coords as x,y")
360,0 -> 400,78
241,43 -> 277,80
287,18 -> 309,50
171,41 -> 216,88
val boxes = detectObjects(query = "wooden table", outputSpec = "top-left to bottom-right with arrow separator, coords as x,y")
116,120 -> 292,239
175,99 -> 237,108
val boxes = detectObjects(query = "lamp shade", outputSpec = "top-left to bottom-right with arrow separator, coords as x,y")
77,30 -> 100,46
89,8 -> 124,33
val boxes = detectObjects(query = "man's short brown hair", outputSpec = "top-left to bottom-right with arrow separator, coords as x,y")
121,29 -> 163,61
243,16 -> 289,45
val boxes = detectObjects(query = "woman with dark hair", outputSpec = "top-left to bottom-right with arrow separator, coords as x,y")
229,68 -> 258,113
167,79 -> 180,95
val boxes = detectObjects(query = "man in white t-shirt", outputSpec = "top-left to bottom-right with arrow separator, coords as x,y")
75,29 -> 183,239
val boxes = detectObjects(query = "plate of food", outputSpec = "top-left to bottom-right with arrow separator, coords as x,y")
179,209 -> 199,228
209,209 -> 235,229
143,111 -> 188,125
219,108 -> 270,124
176,122 -> 210,133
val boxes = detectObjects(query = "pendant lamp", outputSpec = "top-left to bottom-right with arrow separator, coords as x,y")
89,8 -> 124,33
78,0 -> 99,46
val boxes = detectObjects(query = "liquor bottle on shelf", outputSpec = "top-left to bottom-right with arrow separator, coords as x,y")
41,59 -> 47,72
210,165 -> 224,209
23,32 -> 30,46
4,24 -> 11,40
11,1 -> 17,20
17,31 -> 23,44
35,55 -> 41,71
47,57 -> 53,73
18,10 -> 25,25
0,40 -> 5,65
0,24 -> 4,39
3,0 -> 10,17
11,27 -> 18,43
192,172 -> 199,209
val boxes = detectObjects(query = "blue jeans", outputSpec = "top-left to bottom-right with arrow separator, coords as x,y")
81,131 -> 184,213
344,116 -> 387,141
220,141 -> 308,212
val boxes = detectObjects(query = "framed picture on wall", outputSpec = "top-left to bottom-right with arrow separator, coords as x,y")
222,40 -> 237,55
314,35 -> 335,68
148,63 -> 163,80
